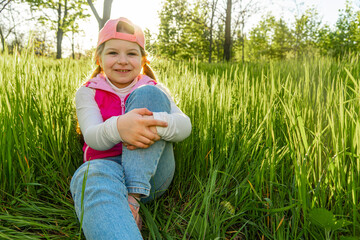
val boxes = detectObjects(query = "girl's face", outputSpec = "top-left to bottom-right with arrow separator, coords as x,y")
99,39 -> 143,88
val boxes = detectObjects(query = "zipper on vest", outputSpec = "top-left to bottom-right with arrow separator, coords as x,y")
121,101 -> 125,115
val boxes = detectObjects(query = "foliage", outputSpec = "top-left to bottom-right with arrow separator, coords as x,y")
156,0 -> 187,59
25,0 -> 90,58
329,1 -> 360,56
156,0 -> 210,61
156,0 -> 228,62
0,0 -> 34,53
247,14 -> 274,60
1,48 -> 360,239
292,8 -> 321,57
154,0 -> 360,62
26,0 -> 89,34
29,32 -> 53,56
309,208 -> 352,240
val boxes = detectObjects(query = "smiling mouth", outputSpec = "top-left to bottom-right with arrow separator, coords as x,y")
116,69 -> 130,72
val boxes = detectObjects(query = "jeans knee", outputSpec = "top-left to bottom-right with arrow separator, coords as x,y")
126,85 -> 171,113
134,85 -> 159,95
70,160 -> 126,198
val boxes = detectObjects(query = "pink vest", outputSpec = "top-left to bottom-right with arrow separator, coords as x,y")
82,73 -> 156,162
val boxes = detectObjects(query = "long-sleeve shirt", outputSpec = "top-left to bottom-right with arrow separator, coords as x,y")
76,77 -> 192,151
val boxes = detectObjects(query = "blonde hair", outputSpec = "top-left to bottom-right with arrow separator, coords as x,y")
140,48 -> 157,81
91,43 -> 105,78
91,22 -> 157,81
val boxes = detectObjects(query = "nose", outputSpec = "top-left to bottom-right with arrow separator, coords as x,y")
117,54 -> 128,65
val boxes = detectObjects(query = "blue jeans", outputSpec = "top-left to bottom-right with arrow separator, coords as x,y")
70,85 -> 175,239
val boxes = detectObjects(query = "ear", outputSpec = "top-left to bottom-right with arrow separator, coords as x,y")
142,56 -> 150,66
141,57 -> 146,68
97,58 -> 103,68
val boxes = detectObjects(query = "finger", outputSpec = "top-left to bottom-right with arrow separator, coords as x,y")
152,133 -> 161,141
138,128 -> 160,142
142,119 -> 168,128
127,145 -> 137,150
137,135 -> 155,146
127,135 -> 154,148
131,141 -> 151,149
133,108 -> 153,116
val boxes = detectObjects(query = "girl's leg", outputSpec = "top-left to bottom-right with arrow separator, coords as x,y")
70,159 -> 142,240
142,141 -> 175,203
122,85 -> 173,197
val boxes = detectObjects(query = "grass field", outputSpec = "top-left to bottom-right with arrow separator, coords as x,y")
0,49 -> 359,239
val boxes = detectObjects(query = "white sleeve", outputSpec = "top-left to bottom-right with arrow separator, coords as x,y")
75,86 -> 122,151
153,84 -> 192,142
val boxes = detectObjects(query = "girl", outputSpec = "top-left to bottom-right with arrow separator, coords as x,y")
70,17 -> 191,239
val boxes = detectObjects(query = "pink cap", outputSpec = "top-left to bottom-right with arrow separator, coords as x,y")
97,17 -> 145,49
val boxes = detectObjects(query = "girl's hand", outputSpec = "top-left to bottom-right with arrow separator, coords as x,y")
117,108 -> 167,149
124,115 -> 158,150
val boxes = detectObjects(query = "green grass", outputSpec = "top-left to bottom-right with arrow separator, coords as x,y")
1,49 -> 359,239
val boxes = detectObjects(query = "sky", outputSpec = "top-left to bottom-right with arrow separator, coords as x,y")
77,0 -> 163,52
74,0 -> 356,53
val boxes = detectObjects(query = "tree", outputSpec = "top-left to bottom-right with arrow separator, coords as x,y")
0,0 -> 12,14
0,26 -> 4,52
214,22 -> 225,61
157,0 -> 211,61
31,31 -> 52,56
247,14 -> 294,60
317,24 -> 332,55
27,0 -> 90,59
331,1 -> 360,56
248,14 -> 274,60
144,28 -> 154,54
180,0 -> 209,60
69,22 -> 78,59
223,0 -> 231,61
233,0 -> 259,62
157,0 -> 189,59
87,0 -> 113,30
292,8 -> 321,57
207,0 -> 219,62
221,0 -> 259,62
0,1 -> 32,53
271,18 -> 294,59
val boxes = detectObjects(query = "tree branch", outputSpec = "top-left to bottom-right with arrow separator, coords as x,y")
87,0 -> 102,24
0,0 -> 12,14
63,0 -> 68,28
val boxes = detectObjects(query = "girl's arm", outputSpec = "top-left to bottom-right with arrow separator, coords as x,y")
76,86 -> 120,151
76,86 -> 166,151
153,84 -> 192,142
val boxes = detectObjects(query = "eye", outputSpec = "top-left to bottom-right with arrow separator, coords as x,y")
128,52 -> 139,56
107,51 -> 117,55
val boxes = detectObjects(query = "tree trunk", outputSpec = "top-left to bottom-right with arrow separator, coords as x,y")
56,0 -> 68,59
56,2 -> 63,59
71,30 -> 75,59
208,0 -> 217,63
0,25 -> 5,53
241,34 -> 245,63
241,22 -> 245,63
56,28 -> 63,59
101,0 -> 113,29
87,0 -> 113,30
224,0 -> 232,61
217,39 -> 221,61
209,26 -> 213,63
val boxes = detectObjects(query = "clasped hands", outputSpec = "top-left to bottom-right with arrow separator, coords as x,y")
116,108 -> 167,150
